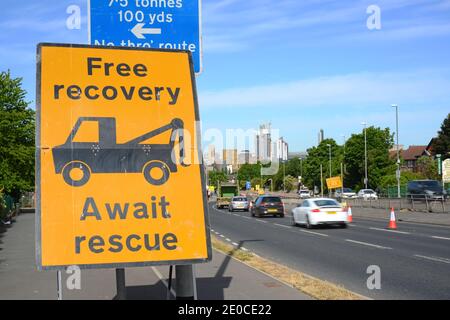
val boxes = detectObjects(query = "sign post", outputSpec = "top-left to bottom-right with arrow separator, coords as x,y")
89,0 -> 202,74
36,44 -> 211,276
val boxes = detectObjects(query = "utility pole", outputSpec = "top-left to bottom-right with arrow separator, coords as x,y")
362,122 -> 368,189
283,161 -> 286,192
320,164 -> 324,197
392,104 -> 401,198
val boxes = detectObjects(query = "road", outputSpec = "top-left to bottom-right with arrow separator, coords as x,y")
209,202 -> 450,299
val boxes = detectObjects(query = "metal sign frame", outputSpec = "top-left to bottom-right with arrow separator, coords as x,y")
35,43 -> 211,270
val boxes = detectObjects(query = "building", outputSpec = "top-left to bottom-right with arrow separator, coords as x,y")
390,145 -> 430,173
276,137 -> 289,161
223,149 -> 238,172
255,123 -> 272,162
238,150 -> 251,165
318,129 -> 324,145
205,144 -> 216,166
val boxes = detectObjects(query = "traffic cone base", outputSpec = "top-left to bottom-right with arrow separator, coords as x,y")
388,207 -> 397,229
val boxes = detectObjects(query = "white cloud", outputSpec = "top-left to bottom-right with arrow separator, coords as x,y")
199,69 -> 450,109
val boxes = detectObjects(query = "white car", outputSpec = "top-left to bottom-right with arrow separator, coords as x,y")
336,188 -> 357,199
298,189 -> 310,199
357,189 -> 378,200
291,198 -> 348,228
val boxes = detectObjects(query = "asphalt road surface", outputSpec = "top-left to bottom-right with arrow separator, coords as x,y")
209,202 -> 450,299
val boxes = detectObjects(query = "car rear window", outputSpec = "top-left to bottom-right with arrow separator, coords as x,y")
262,197 -> 282,203
233,197 -> 247,201
313,200 -> 340,207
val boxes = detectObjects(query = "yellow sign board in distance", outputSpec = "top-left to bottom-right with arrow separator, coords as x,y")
326,176 -> 343,190
36,43 -> 211,270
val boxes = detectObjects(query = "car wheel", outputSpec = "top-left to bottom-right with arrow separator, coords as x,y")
306,215 -> 312,229
143,161 -> 170,186
62,161 -> 91,187
279,213 -> 285,218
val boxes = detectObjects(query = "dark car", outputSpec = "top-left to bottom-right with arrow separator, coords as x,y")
407,180 -> 446,200
251,196 -> 285,218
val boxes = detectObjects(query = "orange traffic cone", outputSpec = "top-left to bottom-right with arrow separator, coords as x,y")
347,206 -> 353,223
388,207 -> 397,229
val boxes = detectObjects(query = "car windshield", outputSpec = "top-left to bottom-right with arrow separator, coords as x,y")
364,190 -> 374,194
262,197 -> 282,203
300,191 -> 309,194
233,197 -> 247,202
314,200 -> 340,207
343,188 -> 353,192
420,181 -> 441,188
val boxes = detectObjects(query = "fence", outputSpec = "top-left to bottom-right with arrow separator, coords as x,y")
345,195 -> 448,213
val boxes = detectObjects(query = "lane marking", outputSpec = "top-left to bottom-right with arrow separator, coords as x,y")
219,235 -> 225,238
241,247 -> 249,251
256,219 -> 268,223
414,254 -> 450,265
369,227 -> 410,235
274,223 -> 291,229
225,238 -> 231,242
299,229 -> 329,237
432,236 -> 450,241
242,216 -> 251,220
232,242 -> 239,246
345,239 -> 392,250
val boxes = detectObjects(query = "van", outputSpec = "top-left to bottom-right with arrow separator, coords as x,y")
407,180 -> 446,200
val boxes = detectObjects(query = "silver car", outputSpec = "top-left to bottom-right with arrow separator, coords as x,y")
229,196 -> 250,212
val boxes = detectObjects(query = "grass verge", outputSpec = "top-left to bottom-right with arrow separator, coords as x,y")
211,235 -> 367,300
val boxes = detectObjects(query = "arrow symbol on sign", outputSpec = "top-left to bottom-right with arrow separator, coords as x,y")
131,23 -> 162,39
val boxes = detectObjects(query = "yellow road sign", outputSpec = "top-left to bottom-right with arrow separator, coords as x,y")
36,43 -> 211,270
326,176 -> 343,189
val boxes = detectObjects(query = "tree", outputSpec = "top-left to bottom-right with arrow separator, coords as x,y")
431,113 -> 450,160
237,163 -> 260,183
0,71 -> 35,199
416,156 -> 439,180
207,170 -> 227,187
344,127 -> 395,190
301,139 -> 343,193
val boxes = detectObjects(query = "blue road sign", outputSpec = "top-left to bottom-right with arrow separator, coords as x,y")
246,181 -> 251,190
89,0 -> 202,74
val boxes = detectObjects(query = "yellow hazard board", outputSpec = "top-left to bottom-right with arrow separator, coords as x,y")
36,43 -> 211,270
326,176 -> 343,189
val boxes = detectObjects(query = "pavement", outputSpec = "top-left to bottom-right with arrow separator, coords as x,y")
210,201 -> 450,299
0,212 -> 310,300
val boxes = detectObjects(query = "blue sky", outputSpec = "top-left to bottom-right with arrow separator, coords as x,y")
1,0 -> 449,152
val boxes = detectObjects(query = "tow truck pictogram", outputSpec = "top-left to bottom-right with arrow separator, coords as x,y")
52,117 -> 189,187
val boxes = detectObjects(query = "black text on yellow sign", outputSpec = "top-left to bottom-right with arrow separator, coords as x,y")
36,43 -> 211,270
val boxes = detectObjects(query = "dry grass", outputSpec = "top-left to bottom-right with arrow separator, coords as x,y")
211,235 -> 367,300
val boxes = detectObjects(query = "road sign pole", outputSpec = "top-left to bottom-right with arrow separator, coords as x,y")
115,268 -> 127,300
175,265 -> 196,300
56,270 -> 63,300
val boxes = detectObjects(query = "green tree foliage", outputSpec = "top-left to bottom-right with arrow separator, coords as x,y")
301,139 -> 343,192
378,171 -> 425,188
344,127 -> 396,190
207,170 -> 227,187
431,113 -> 450,160
237,163 -> 260,183
416,156 -> 439,180
0,71 -> 35,198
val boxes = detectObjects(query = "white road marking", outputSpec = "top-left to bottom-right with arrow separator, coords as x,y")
233,214 -> 239,216
241,247 -> 249,251
219,235 -> 225,238
256,219 -> 268,223
414,254 -> 450,264
242,216 -> 251,219
232,242 -> 239,246
345,239 -> 392,250
225,238 -> 231,242
274,223 -> 291,228
369,227 -> 410,234
300,229 -> 329,237
432,236 -> 450,241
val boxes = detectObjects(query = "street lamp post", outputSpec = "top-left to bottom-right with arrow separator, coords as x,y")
392,104 -> 401,198
326,144 -> 332,177
362,122 -> 368,189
